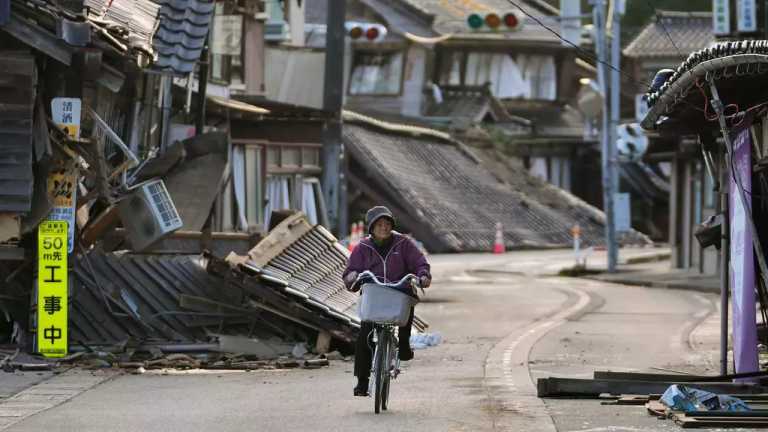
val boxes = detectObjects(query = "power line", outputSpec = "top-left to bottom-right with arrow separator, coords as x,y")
505,0 -> 652,91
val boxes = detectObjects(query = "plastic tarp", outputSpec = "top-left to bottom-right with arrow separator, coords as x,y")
660,385 -> 751,412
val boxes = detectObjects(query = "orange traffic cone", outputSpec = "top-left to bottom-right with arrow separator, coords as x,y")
348,223 -> 358,251
493,222 -> 505,254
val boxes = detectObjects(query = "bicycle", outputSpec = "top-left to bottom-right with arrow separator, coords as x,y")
355,271 -> 421,414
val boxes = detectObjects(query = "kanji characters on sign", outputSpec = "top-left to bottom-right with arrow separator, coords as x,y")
37,220 -> 68,358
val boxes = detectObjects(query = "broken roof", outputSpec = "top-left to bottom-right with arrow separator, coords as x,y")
240,212 -> 429,332
624,11 -> 713,60
4,0 -> 212,71
71,246 -> 363,347
342,113 -> 638,252
152,0 -> 214,74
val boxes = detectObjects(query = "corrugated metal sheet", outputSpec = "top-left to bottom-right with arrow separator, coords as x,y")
0,52 -> 35,213
152,0 -> 214,74
343,119 -> 649,252
72,253 -> 238,344
70,246 -> 367,346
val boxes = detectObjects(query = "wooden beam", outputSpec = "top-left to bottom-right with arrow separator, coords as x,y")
0,246 -> 24,260
2,15 -> 74,65
537,377 -> 766,398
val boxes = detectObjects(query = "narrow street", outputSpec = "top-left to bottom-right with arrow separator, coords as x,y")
1,251 -> 719,432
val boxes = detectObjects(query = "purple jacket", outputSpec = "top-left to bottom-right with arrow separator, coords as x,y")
343,232 -> 431,289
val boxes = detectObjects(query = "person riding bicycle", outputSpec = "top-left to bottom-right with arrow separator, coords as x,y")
343,206 -> 431,397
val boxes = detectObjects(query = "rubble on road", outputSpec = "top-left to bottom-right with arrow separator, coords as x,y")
540,370 -> 768,428
45,212 -> 427,371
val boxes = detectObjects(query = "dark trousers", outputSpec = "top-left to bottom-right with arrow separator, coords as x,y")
353,307 -> 414,381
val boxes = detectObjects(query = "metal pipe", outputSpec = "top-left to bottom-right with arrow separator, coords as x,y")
591,0 -> 616,272
608,0 -> 621,271
719,147 -> 730,376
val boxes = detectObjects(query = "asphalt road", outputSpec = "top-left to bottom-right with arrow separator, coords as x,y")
3,252 -> 718,432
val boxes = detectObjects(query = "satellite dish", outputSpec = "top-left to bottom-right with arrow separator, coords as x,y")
617,122 -> 648,161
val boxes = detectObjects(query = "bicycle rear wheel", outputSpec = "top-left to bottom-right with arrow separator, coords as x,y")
374,329 -> 389,414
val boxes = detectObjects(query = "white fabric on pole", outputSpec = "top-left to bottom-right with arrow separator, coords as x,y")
232,146 -> 249,230
301,180 -> 318,225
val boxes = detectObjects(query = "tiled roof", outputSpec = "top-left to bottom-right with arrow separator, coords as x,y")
504,102 -> 586,138
424,85 -> 532,129
0,52 -> 35,213
425,87 -> 489,120
400,0 -> 561,43
343,120 -> 639,252
304,0 -> 327,25
84,0 -> 162,53
623,11 -> 713,59
360,0 -> 437,38
242,213 -> 429,332
152,0 -> 214,74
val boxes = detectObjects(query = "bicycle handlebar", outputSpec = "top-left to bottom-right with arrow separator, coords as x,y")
355,270 -> 419,288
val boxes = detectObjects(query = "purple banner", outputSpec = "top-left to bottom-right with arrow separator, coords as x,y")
730,128 -> 758,377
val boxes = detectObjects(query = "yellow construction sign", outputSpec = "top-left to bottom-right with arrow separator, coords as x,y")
37,221 -> 68,357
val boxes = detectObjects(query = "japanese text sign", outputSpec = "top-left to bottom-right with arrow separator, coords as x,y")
47,169 -> 77,253
38,221 -> 68,358
713,0 -> 731,35
51,98 -> 81,139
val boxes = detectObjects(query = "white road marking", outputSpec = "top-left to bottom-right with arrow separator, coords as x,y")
483,283 -> 592,431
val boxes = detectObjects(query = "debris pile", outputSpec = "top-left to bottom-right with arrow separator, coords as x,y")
56,212 -> 428,367
539,370 -> 768,428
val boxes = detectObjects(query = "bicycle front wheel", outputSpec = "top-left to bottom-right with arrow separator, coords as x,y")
374,329 -> 389,414
381,334 -> 393,411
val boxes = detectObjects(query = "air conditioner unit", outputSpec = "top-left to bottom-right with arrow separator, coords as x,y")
118,179 -> 183,252
264,20 -> 288,41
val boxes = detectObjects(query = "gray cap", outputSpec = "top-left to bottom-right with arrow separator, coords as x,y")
365,206 -> 395,234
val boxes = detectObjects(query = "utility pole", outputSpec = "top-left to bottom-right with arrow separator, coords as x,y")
608,0 -> 623,271
591,0 -> 617,272
322,0 -> 346,235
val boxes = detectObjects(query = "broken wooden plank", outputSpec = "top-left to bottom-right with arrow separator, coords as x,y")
674,414 -> 768,428
536,377 -> 765,398
646,400 -> 669,417
3,15 -> 74,65
595,369 -> 768,383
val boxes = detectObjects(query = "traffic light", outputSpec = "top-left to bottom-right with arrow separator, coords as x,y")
345,21 -> 387,41
466,11 -> 524,31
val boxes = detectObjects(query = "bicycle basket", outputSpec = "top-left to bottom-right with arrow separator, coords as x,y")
358,283 -> 418,325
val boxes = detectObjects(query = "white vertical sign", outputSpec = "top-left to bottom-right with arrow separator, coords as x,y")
713,0 -> 731,35
51,98 -> 82,139
635,94 -> 649,122
560,0 -> 581,47
614,193 -> 631,232
737,0 -> 757,32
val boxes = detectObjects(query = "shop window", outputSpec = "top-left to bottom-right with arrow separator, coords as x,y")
349,51 -> 404,95
438,51 -> 557,100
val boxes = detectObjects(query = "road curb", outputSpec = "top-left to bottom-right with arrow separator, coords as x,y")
0,369 -> 120,430
583,276 -> 720,294
623,251 -> 672,265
